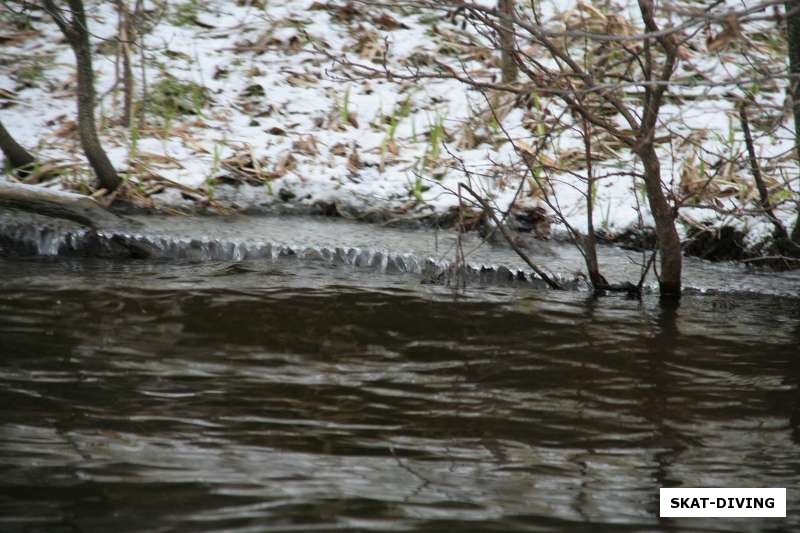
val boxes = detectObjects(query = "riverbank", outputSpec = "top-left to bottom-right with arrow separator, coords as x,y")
4,202 -> 800,298
1,0 -> 798,264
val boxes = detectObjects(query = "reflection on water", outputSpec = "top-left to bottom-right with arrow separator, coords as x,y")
1,258 -> 799,532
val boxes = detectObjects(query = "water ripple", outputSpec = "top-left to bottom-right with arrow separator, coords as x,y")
0,265 -> 799,531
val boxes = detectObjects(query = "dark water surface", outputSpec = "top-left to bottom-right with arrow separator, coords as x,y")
1,258 -> 799,532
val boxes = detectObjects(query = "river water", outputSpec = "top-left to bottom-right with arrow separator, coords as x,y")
1,215 -> 799,531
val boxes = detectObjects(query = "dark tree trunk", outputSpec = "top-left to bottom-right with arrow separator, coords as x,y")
43,0 -> 122,192
72,26 -> 122,191
498,0 -> 518,84
0,119 -> 36,176
787,1 -> 800,242
638,144 -> 682,298
635,0 -> 682,297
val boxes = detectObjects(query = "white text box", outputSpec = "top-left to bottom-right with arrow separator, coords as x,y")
660,488 -> 786,517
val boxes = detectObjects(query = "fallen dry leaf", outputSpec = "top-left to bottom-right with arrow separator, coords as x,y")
273,152 -> 297,178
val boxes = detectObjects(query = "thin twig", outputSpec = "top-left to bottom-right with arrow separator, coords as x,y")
458,182 -> 563,290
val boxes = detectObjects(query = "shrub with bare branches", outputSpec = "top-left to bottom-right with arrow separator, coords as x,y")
326,0 -> 799,297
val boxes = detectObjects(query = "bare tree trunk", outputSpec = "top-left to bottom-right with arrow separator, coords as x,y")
498,0 -> 518,84
787,1 -> 800,242
581,116 -> 604,289
116,0 -> 135,128
137,0 -> 148,131
637,0 -> 682,297
638,144 -> 682,297
72,24 -> 123,192
0,119 -> 36,176
43,0 -> 122,192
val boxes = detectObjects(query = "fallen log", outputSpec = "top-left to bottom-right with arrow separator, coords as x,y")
0,181 -> 123,228
0,182 -> 158,258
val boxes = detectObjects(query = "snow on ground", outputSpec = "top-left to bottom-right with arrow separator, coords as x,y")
0,0 -> 797,248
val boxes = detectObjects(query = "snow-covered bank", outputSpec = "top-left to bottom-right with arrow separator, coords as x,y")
0,0 -> 797,257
